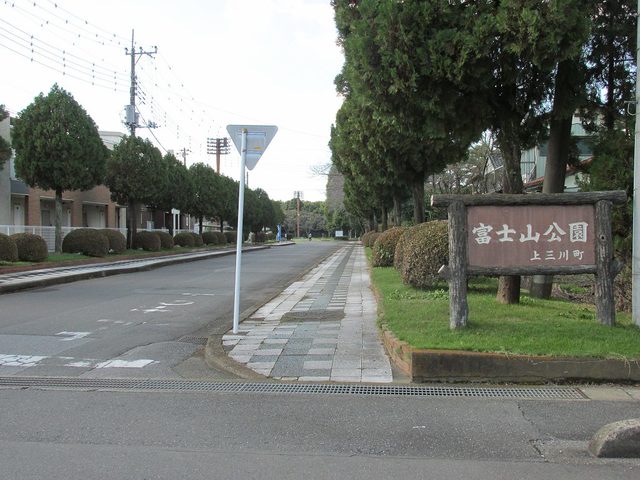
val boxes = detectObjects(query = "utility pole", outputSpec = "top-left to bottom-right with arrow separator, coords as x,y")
206,137 -> 230,173
179,147 -> 191,167
124,29 -> 157,137
294,190 -> 303,238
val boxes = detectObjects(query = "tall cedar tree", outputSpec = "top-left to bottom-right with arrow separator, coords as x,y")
12,85 -> 107,252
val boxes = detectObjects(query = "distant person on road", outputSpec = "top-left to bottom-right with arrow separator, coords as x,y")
308,232 -> 312,241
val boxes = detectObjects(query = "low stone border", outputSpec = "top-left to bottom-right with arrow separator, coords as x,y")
380,326 -> 640,383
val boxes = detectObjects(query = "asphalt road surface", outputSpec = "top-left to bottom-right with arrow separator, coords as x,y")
0,241 -> 341,379
0,386 -> 638,479
1,240 -> 638,479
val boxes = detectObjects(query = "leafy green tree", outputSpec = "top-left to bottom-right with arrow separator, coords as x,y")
187,163 -> 220,234
217,174 -> 238,231
105,135 -> 165,248
0,105 -> 11,170
151,153 -> 193,235
12,85 -> 107,252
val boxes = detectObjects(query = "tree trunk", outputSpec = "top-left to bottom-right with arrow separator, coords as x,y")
412,176 -> 425,224
54,188 -> 63,253
531,60 -> 575,299
496,121 -> 523,304
127,201 -> 137,249
381,205 -> 388,231
393,195 -> 402,226
198,215 -> 204,234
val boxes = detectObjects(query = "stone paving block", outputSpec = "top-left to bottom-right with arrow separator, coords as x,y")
308,348 -> 335,355
255,348 -> 283,356
249,355 -> 280,363
263,338 -> 288,345
304,360 -> 332,370
298,376 -> 330,381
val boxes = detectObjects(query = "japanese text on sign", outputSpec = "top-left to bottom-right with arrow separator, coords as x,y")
466,205 -> 596,268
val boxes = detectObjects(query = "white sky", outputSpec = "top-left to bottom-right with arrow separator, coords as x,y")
0,0 -> 344,202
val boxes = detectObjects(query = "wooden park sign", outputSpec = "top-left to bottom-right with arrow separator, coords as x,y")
430,191 -> 627,329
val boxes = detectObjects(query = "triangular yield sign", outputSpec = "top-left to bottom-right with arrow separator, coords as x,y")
226,125 -> 278,170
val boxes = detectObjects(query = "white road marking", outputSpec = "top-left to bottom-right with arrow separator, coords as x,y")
0,354 -> 47,367
94,359 -> 156,369
159,301 -> 194,306
182,293 -> 216,297
56,331 -> 91,341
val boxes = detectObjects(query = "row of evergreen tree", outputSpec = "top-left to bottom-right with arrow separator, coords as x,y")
3,85 -> 285,252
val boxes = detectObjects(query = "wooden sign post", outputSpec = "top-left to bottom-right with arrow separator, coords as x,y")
430,191 -> 627,329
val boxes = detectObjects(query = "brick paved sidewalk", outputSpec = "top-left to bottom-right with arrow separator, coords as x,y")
222,244 -> 393,382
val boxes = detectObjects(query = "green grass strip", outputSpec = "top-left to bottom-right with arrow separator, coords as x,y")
369,251 -> 640,360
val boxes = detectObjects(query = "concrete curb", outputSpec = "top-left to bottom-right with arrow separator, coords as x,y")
379,326 -> 640,384
589,418 -> 640,458
0,246 -> 269,294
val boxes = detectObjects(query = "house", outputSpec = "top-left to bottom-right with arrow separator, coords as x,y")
0,123 -> 127,231
522,116 -> 593,192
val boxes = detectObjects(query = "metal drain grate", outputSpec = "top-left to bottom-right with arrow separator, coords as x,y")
0,376 -> 586,399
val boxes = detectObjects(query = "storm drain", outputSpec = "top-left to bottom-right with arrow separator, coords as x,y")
0,376 -> 586,399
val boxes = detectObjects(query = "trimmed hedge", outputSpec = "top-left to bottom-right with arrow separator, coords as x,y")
11,233 -> 48,262
372,227 -> 406,267
134,231 -> 161,251
202,231 -> 219,245
361,231 -> 381,248
214,231 -> 227,245
0,233 -> 18,262
191,232 -> 204,247
62,228 -> 109,257
224,231 -> 237,244
156,231 -> 175,249
100,229 -> 126,254
174,232 -> 195,247
398,220 -> 448,288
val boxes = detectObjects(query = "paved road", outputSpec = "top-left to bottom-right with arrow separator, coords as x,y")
0,385 -> 638,479
0,241 -> 340,379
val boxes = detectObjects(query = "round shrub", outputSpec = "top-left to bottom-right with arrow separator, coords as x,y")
255,231 -> 266,243
399,221 -> 448,289
100,229 -> 126,254
62,228 -> 109,257
0,233 -> 18,262
361,231 -> 381,248
215,231 -> 227,244
372,227 -> 406,267
202,231 -> 219,245
224,231 -> 237,244
266,231 -> 275,242
133,231 -> 161,251
173,232 -> 195,247
156,231 -> 174,249
11,233 -> 48,262
190,232 -> 204,247
394,230 -> 409,271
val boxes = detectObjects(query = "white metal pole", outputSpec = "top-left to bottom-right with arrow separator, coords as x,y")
232,129 -> 248,334
633,0 -> 640,326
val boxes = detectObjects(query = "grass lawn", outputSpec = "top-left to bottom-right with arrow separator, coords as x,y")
369,252 -> 640,360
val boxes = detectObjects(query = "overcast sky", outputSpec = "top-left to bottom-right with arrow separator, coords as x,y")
0,0 -> 344,202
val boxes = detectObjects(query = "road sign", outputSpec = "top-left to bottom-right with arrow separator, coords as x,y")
227,125 -> 278,170
226,124 -> 278,333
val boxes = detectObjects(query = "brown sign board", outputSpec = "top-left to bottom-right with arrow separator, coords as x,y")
467,205 -> 596,268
